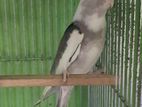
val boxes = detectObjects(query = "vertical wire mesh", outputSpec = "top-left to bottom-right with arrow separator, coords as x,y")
92,0 -> 142,107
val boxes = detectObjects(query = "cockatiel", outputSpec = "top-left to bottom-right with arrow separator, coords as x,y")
35,0 -> 114,106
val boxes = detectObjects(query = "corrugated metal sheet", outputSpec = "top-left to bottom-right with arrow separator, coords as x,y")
0,0 -> 88,107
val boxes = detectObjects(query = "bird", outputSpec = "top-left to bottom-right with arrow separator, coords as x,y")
35,0 -> 114,106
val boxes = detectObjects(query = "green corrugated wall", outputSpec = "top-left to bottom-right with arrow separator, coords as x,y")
0,0 -> 88,107
0,0 -> 142,107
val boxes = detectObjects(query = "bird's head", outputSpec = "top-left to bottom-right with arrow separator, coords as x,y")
73,0 -> 114,22
81,0 -> 114,12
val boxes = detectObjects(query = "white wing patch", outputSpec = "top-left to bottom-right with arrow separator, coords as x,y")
56,30 -> 84,74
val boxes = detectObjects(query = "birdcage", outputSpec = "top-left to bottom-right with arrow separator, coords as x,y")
0,0 -> 141,107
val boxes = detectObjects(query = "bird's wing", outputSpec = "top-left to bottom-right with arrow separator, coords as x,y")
51,23 -> 84,74
34,23 -> 84,105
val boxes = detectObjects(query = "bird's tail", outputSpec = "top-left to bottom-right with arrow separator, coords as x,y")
34,86 -> 59,106
56,86 -> 73,107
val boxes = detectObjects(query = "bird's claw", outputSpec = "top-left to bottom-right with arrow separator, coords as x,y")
63,71 -> 69,82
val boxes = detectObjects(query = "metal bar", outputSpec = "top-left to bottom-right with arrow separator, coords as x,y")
116,0 -> 122,107
135,0 -> 141,107
109,5 -> 114,107
120,0 -> 126,106
0,74 -> 117,87
113,1 -> 118,107
105,15 -> 109,107
132,0 -> 141,106
128,0 -> 135,105
124,0 -> 130,103
106,10 -> 111,107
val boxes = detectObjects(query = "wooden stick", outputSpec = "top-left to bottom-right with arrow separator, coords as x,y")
0,74 -> 118,87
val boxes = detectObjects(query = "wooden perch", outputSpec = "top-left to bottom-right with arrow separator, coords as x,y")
0,73 -> 118,87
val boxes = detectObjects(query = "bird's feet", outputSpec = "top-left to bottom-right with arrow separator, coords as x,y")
63,71 -> 70,82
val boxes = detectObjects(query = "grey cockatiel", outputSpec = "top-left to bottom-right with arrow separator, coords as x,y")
35,0 -> 114,106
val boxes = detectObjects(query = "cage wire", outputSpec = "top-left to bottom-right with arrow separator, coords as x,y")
140,2 -> 142,107
90,0 -> 142,107
0,0 -> 142,107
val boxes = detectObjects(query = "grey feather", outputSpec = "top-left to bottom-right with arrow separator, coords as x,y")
51,23 -> 83,74
35,0 -> 114,106
56,86 -> 73,107
34,87 -> 59,106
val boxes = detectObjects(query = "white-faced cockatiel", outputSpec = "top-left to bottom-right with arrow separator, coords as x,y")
35,0 -> 114,106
